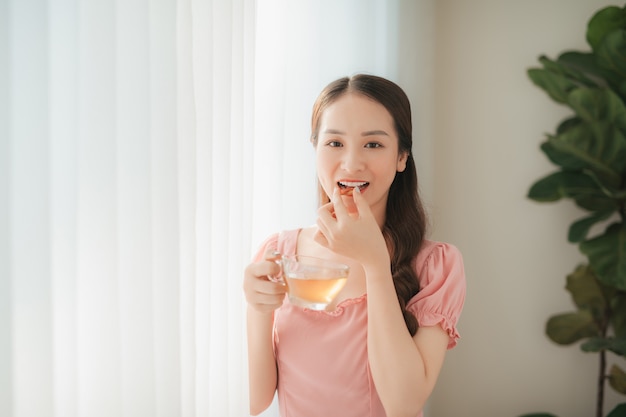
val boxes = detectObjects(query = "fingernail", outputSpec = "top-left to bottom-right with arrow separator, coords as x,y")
354,186 -> 360,194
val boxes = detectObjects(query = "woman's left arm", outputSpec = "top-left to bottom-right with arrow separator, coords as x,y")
364,261 -> 449,417
315,188 -> 450,417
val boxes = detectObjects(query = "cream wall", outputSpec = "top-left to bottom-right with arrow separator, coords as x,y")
426,1 -> 623,416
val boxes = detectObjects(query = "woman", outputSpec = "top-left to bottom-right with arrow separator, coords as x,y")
243,74 -> 466,417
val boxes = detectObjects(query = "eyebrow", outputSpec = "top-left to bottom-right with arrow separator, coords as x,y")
323,129 -> 390,137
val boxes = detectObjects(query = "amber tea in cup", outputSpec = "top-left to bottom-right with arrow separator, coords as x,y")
275,255 -> 349,310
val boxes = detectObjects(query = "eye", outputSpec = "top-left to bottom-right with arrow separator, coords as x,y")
364,142 -> 383,149
326,140 -> 343,147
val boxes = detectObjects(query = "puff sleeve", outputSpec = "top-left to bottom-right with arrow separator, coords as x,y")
252,233 -> 279,262
406,240 -> 466,349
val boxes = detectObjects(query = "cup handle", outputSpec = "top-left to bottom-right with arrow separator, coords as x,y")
267,251 -> 285,284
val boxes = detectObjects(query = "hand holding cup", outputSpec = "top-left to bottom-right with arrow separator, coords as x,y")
243,249 -> 289,314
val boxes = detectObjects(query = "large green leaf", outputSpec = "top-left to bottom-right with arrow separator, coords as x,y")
546,310 -> 600,345
587,5 -> 626,51
527,170 -> 615,212
556,115 -> 582,134
609,365 -> 626,395
580,222 -> 626,290
607,403 -> 626,417
612,292 -> 626,338
565,264 -> 606,313
558,51 -> 611,88
537,117 -> 586,172
581,337 -> 626,356
568,87 -> 626,125
580,337 -> 608,353
617,80 -> 626,102
528,67 -> 579,104
542,87 -> 626,184
563,88 -> 626,182
528,171 -> 593,202
596,29 -> 626,82
557,51 -> 626,103
537,55 -> 600,89
568,210 -> 615,243
548,121 -> 625,189
595,27 -> 626,100
540,140 -> 586,171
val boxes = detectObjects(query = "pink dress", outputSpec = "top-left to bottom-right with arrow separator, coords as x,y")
253,229 -> 466,417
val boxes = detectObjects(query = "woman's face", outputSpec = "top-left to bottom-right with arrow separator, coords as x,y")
315,92 -> 408,225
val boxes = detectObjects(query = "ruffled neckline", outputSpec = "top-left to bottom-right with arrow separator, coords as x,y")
288,293 -> 367,317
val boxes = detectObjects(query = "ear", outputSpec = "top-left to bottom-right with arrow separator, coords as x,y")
396,151 -> 409,173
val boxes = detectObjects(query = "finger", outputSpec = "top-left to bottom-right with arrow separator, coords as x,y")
316,201 -> 337,233
244,277 -> 287,302
351,186 -> 372,219
246,261 -> 281,282
264,248 -> 282,261
262,249 -> 284,282
255,279 -> 288,295
320,200 -> 336,219
317,201 -> 335,219
331,187 -> 349,219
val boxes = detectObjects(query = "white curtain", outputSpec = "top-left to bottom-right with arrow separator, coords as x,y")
0,1 -> 433,416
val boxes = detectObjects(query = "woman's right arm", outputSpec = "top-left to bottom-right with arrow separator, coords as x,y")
243,258 -> 287,415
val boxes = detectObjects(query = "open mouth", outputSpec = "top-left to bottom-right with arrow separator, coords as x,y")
338,181 -> 369,195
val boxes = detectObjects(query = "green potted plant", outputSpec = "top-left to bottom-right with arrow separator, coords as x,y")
522,3 -> 626,417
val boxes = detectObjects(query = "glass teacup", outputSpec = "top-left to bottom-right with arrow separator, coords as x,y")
271,254 -> 350,311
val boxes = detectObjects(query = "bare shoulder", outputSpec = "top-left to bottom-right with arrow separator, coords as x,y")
295,226 -> 318,253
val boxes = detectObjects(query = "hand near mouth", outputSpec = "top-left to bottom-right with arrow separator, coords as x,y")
314,187 -> 389,268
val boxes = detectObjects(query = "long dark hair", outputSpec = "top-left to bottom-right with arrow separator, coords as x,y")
310,74 -> 426,336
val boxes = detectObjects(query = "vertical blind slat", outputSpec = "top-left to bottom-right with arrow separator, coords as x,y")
10,1 -> 53,416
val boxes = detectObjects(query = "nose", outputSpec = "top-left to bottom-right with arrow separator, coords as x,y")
341,148 -> 365,173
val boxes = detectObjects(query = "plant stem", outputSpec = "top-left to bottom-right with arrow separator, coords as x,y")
596,305 -> 610,417
597,348 -> 605,417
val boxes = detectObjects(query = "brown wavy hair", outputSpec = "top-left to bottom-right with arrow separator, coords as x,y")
310,74 -> 426,336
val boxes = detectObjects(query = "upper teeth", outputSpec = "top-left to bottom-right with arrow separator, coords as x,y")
339,181 -> 368,188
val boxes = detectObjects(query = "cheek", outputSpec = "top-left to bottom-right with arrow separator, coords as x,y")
377,162 -> 401,189
316,155 -> 334,187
